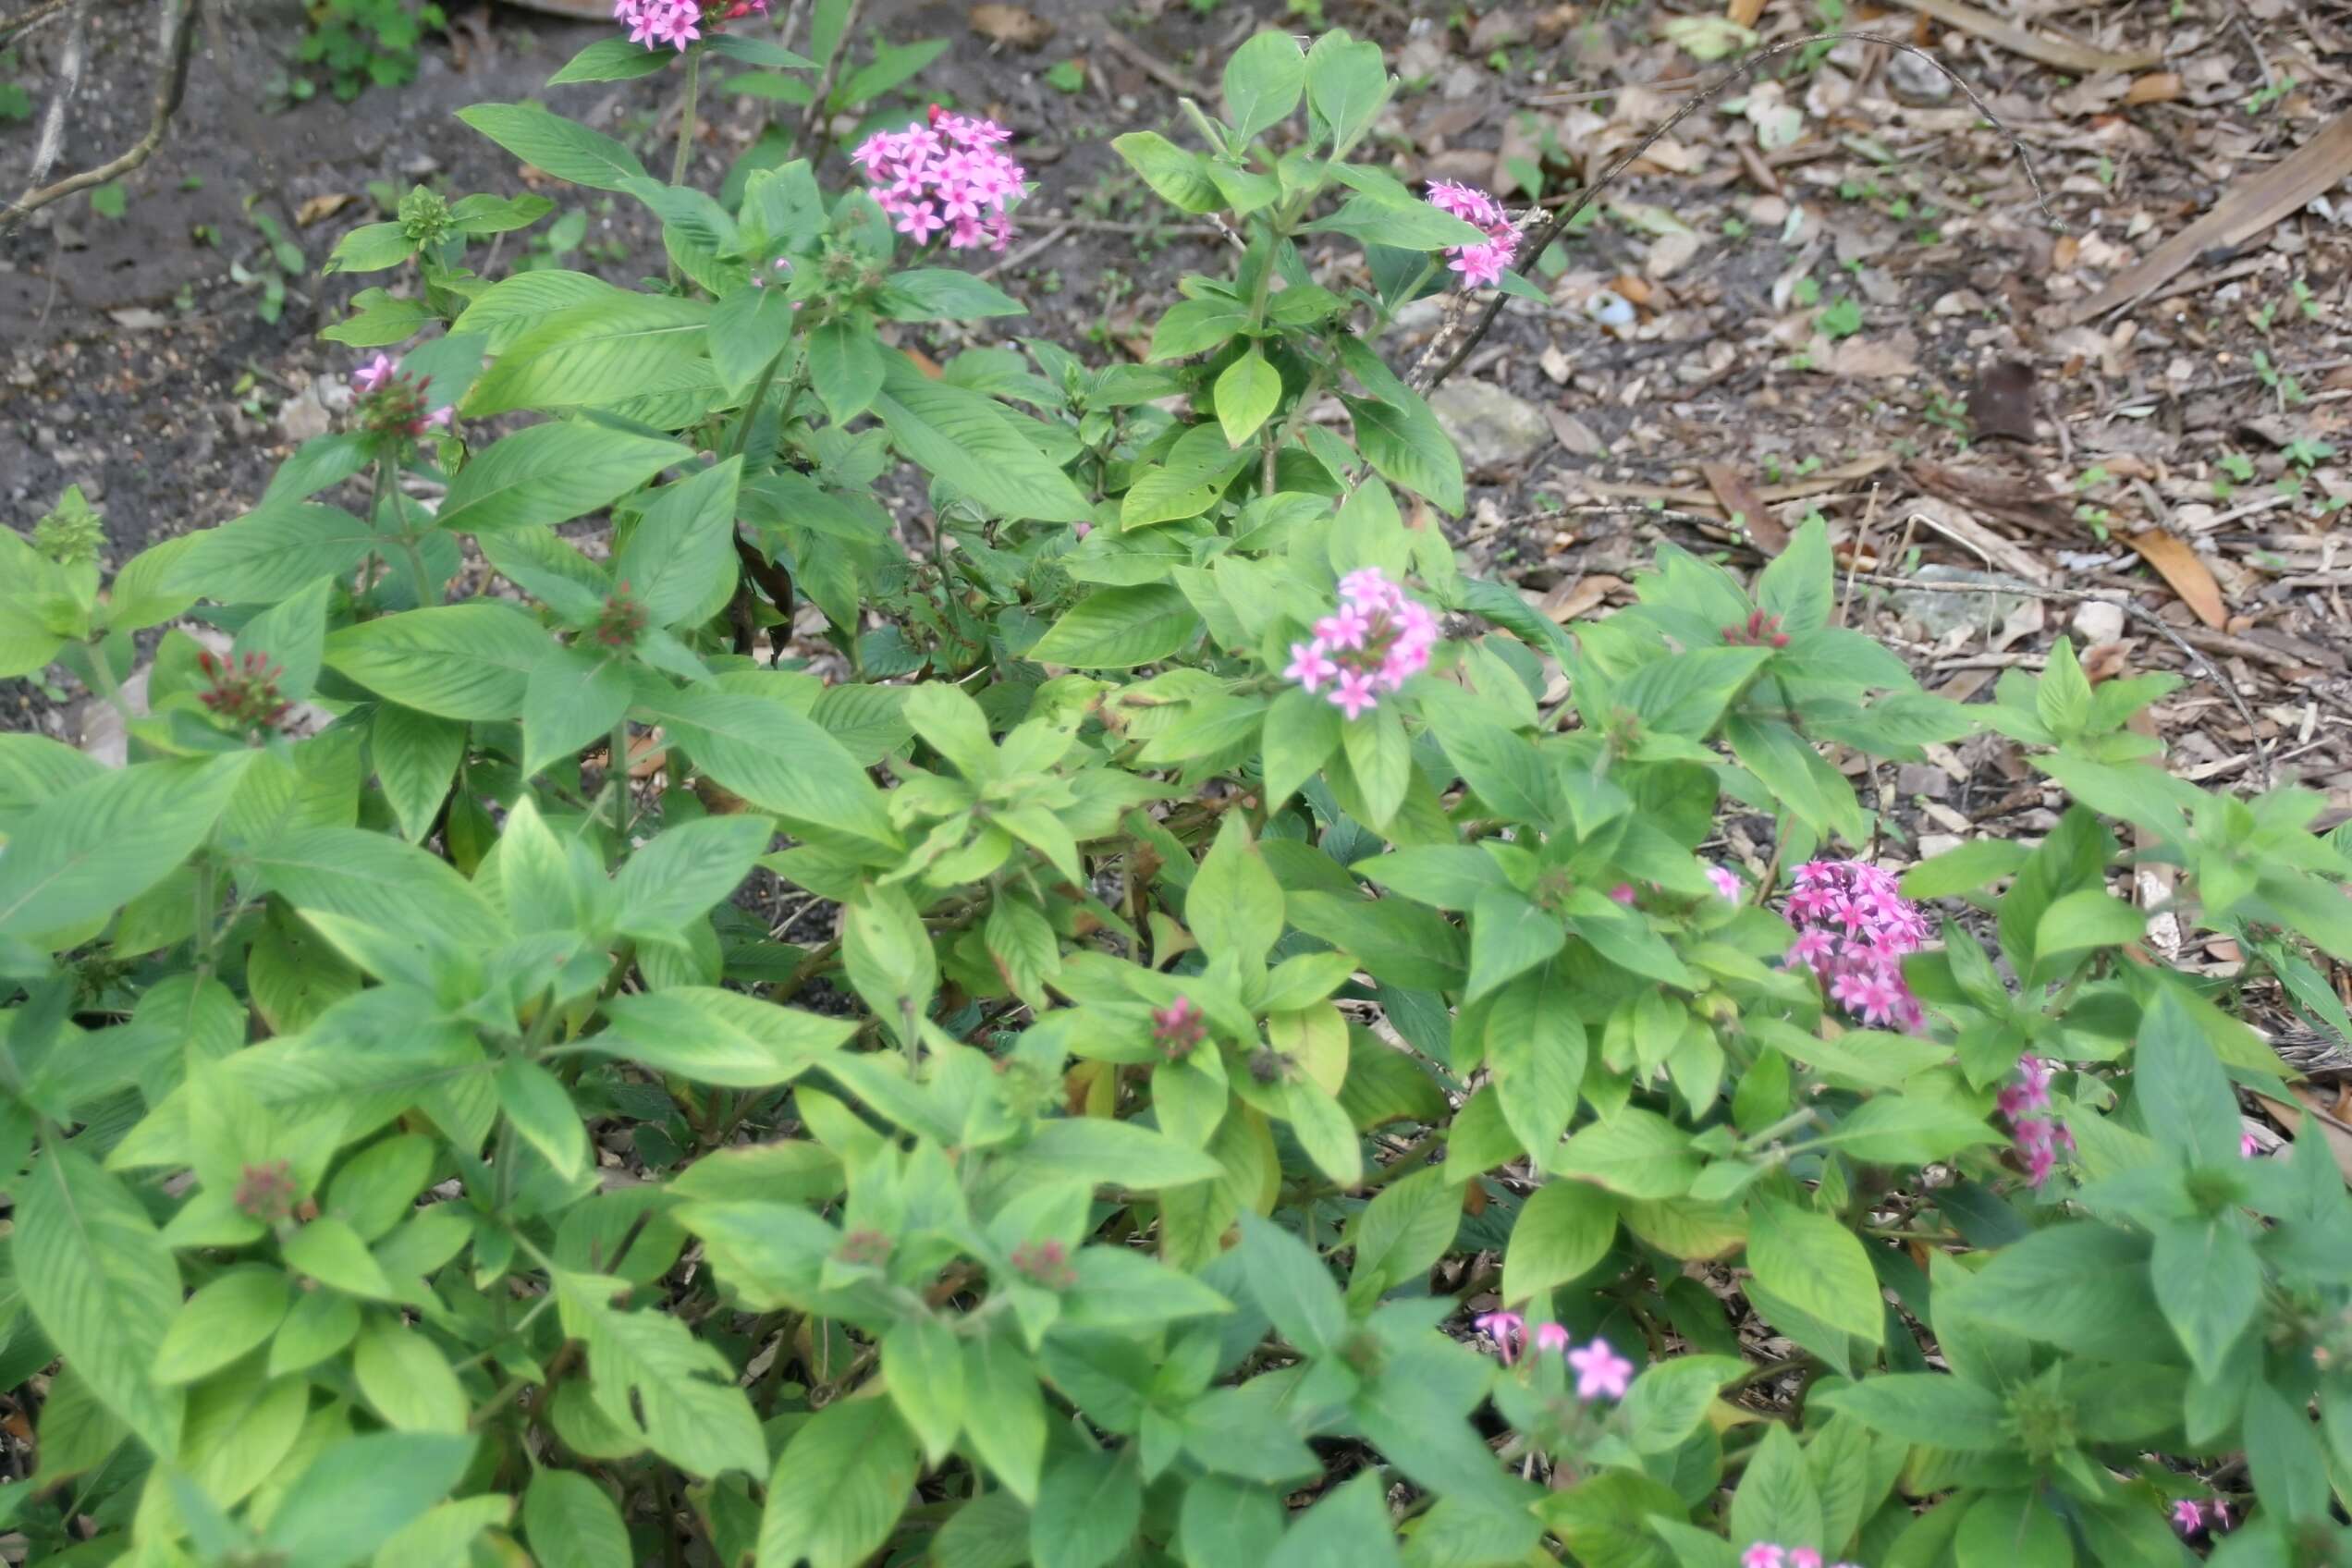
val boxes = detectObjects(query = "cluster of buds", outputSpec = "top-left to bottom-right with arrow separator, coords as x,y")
1281,568 -> 1439,721
851,107 -> 1025,252
1009,1238 -> 1077,1290
1997,1055 -> 2075,1187
397,186 -> 454,249
746,256 -> 793,290
1424,179 -> 1522,289
614,0 -> 766,51
1151,996 -> 1205,1059
197,650 -> 293,735
1740,1548 -> 1862,1568
592,584 -> 649,650
32,484 -> 104,567
2171,1497 -> 2234,1537
352,354 -> 454,442
836,1228 -> 893,1267
1722,607 -> 1792,648
1782,860 -> 1929,1032
233,1159 -> 302,1223
1470,1314 -> 1635,1399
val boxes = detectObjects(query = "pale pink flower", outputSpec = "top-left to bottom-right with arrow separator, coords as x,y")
895,202 -> 945,242
852,106 -> 1025,251
1609,883 -> 1638,906
1425,179 -> 1521,292
352,353 -> 397,393
2172,1499 -> 2204,1534
1707,864 -> 1744,901
1329,668 -> 1379,721
1741,1547 -> 1785,1568
1314,606 -> 1371,651
1473,1310 -> 1525,1366
1283,640 -> 1338,694
2241,1131 -> 2260,1158
1789,1552 -> 1823,1568
1532,1322 -> 1572,1354
1565,1337 -> 1634,1401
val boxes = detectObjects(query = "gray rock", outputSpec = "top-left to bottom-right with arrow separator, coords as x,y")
1885,50 -> 1955,105
1888,564 -> 2031,640
1430,380 -> 1554,475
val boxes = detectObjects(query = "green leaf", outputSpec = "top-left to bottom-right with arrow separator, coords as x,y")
1023,1116 -> 1223,1190
1236,1212 -> 1344,1357
964,1331 -> 1047,1504
1814,1373 -> 2010,1451
1303,30 -> 1389,151
1464,887 -> 1566,1003
1727,1424 -> 1821,1558
2152,1217 -> 2260,1380
1746,1198 -> 1883,1345
352,1318 -> 470,1433
1214,349 -> 1283,447
285,1216 -> 398,1300
1222,31 -> 1307,142
450,270 -> 623,352
1502,1179 -> 1618,1305
1339,700 -> 1411,829
841,881 -> 937,1049
1031,1444 -> 1142,1568
323,222 -> 415,274
232,574 -> 332,700
167,502 -> 378,604
522,1473 -> 631,1568
1305,194 -> 1486,250
634,686 -> 899,854
1261,685 -> 1343,810
16,1147 -> 185,1453
2032,886 -> 2145,958
242,827 -> 506,954
1954,1492 -> 2073,1568
521,646 -> 631,779
612,455 -> 741,626
262,1433 -> 477,1568
467,295 -> 713,415
2137,987 -> 2244,1168
325,601 -> 547,720
458,103 -> 650,191
1815,1097 -> 2000,1165
1268,1472 -> 1401,1568
155,1266 -> 291,1385
435,419 -> 689,536
1620,1355 -> 1745,1455
1122,423 -> 1253,529
614,815 -> 772,938
547,35 -> 674,82
1756,512 -> 1833,634
873,268 -> 1026,322
1109,130 -> 1222,214
1030,584 -> 1202,668
1188,813 -> 1283,965
1485,967 -> 1586,1157
1343,393 -> 1463,515
595,986 -> 854,1086
709,285 -> 798,393
558,1272 -> 768,1476
758,1397 -> 920,1568
2037,638 -> 2093,736
807,317 -> 888,423
883,1317 -> 966,1465
1939,1223 -> 2174,1361
497,1056 -> 591,1182
1347,1166 -> 1461,1307
875,357 -> 1094,522
0,754 -> 250,939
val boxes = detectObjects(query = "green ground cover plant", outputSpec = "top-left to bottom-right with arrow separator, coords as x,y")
2,18 -> 2351,1568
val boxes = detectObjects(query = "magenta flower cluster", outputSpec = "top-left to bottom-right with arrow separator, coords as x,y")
851,107 -> 1025,251
1470,1314 -> 1634,1398
1782,860 -> 1928,1032
351,354 -> 452,440
1740,1548 -> 1861,1568
2172,1496 -> 2233,1537
1997,1055 -> 2075,1187
614,0 -> 765,51
1282,568 -> 1439,721
1425,179 -> 1521,289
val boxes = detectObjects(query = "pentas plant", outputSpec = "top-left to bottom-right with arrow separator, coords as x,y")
4,21 -> 2352,1568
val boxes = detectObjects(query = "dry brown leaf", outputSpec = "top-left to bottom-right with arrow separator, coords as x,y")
1881,0 -> 2162,72
1544,406 -> 1606,458
1727,0 -> 1766,26
1701,462 -> 1789,555
2259,1085 -> 2352,1186
2123,530 -> 2228,630
2067,107 -> 2352,325
969,2 -> 1055,48
2125,71 -> 2184,104
1542,574 -> 1625,623
900,346 -> 947,379
297,192 -> 357,227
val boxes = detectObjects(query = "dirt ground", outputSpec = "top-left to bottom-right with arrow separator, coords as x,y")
4,0 -> 2350,888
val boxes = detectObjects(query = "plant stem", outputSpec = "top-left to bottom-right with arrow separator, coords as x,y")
667,45 -> 703,285
729,345 -> 791,459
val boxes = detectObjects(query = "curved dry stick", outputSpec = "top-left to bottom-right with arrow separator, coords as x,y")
2,0 -> 199,233
1416,31 -> 2062,396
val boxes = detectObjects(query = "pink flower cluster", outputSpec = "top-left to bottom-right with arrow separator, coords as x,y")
614,0 -> 765,52
1783,860 -> 1928,1032
1282,568 -> 1439,720
1740,1549 -> 1861,1568
851,107 -> 1024,251
1426,179 -> 1521,289
351,354 -> 452,440
1997,1055 -> 2075,1187
2172,1496 -> 2233,1537
1470,1314 -> 1634,1399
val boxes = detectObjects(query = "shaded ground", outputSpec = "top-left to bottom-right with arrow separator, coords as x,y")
4,0 -> 2350,860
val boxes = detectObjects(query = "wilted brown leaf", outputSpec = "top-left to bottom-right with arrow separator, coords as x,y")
296,192 -> 358,227
1542,574 -> 1625,623
1701,462 -> 1789,554
2125,71 -> 2184,104
2123,530 -> 2228,630
970,3 -> 1055,49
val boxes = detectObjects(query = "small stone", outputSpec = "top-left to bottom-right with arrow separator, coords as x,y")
277,382 -> 335,444
1646,231 -> 1700,279
1885,50 -> 1955,104
2072,599 -> 2126,645
1896,764 -> 1950,800
1429,380 -> 1553,475
1889,565 -> 2033,640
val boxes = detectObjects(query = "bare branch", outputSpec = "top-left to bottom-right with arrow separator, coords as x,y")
4,0 -> 200,234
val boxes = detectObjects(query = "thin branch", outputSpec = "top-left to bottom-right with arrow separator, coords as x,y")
1417,32 -> 2061,395
3,0 -> 199,232
0,0 -> 74,44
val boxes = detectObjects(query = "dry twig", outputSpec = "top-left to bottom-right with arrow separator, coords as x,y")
4,0 -> 199,233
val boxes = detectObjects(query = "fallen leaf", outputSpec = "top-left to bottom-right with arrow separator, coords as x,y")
1965,360 -> 2038,442
1608,275 -> 1653,308
1881,0 -> 2162,72
1542,574 -> 1625,623
1646,231 -> 1701,279
1701,462 -> 1789,554
1726,0 -> 1766,27
107,307 -> 169,330
1821,332 -> 1918,379
900,346 -> 946,379
1543,406 -> 1606,458
2125,71 -> 2184,104
970,2 -> 1055,47
296,192 -> 358,227
2123,530 -> 2228,630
